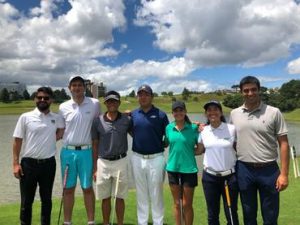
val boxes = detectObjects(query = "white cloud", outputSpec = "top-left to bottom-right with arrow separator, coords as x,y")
1,0 -> 300,95
135,0 -> 300,67
0,0 -> 126,85
287,57 -> 300,74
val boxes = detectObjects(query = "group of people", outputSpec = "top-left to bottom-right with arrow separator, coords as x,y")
12,75 -> 290,225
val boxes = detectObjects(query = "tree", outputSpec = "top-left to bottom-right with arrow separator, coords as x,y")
231,84 -> 239,93
223,94 -> 243,109
279,79 -> 300,100
161,91 -> 168,96
23,90 -> 30,100
128,90 -> 135,98
182,87 -> 190,100
0,88 -> 10,103
167,91 -> 173,97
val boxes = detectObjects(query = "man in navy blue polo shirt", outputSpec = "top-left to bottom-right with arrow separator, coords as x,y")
131,84 -> 169,225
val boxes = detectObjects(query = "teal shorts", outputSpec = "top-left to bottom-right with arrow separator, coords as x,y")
60,147 -> 93,189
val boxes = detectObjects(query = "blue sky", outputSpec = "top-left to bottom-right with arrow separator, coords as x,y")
1,0 -> 300,95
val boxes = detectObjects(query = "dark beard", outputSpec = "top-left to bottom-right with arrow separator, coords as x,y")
36,102 -> 50,112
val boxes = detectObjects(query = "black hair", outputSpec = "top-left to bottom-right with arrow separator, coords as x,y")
239,75 -> 260,90
184,115 -> 192,124
36,87 -> 54,98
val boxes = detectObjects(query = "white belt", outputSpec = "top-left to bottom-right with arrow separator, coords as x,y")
204,167 -> 235,177
65,145 -> 91,150
133,152 -> 164,159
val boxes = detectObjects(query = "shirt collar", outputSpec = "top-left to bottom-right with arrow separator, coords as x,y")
208,122 -> 225,131
71,96 -> 88,106
103,112 -> 122,122
171,121 -> 190,131
241,101 -> 264,113
33,107 -> 52,117
138,105 -> 155,114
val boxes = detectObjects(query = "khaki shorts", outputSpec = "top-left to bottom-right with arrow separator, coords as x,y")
95,156 -> 129,200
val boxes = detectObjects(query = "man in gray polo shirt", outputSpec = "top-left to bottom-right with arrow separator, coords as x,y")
230,76 -> 290,225
91,90 -> 132,225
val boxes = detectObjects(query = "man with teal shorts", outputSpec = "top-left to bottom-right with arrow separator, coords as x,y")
59,76 -> 101,225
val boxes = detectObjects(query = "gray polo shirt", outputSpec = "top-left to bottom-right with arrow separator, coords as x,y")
229,102 -> 288,163
91,112 -> 132,158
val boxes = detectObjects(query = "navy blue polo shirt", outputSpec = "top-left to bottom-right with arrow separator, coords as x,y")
131,105 -> 169,154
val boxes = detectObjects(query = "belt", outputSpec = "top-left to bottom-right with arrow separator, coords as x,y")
133,151 -> 164,159
22,156 -> 55,164
204,167 -> 235,177
65,145 -> 91,150
101,152 -> 127,161
242,160 -> 277,168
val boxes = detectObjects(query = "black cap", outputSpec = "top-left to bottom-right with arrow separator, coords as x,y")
172,101 -> 186,111
137,84 -> 153,95
104,90 -> 120,102
203,100 -> 222,111
69,75 -> 85,84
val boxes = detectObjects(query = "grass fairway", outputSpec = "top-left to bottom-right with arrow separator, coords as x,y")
1,170 -> 300,225
1,95 -> 300,122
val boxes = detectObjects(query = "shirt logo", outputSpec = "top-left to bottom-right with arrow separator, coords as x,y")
51,120 -> 55,124
150,115 -> 157,119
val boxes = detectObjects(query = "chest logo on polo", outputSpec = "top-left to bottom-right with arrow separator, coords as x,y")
150,115 -> 157,119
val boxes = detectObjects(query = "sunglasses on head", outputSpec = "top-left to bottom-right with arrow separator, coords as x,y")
36,96 -> 50,101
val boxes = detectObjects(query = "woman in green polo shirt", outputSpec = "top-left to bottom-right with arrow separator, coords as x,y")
165,101 -> 199,225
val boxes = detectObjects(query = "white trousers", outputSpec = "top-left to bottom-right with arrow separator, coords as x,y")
131,153 -> 165,225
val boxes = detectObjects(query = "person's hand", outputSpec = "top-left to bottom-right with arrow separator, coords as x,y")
276,173 -> 288,191
13,163 -> 23,179
193,121 -> 206,132
93,170 -> 97,182
123,110 -> 131,116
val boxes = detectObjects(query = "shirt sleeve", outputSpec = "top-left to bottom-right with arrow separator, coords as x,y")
13,114 -> 26,139
91,117 -> 100,140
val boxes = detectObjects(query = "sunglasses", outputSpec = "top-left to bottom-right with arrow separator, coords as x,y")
36,96 -> 50,101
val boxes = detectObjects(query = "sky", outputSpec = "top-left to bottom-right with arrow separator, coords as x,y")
1,0 -> 300,95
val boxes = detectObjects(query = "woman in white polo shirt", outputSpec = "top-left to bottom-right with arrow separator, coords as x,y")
197,100 -> 239,225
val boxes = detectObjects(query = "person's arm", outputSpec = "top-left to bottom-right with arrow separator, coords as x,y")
56,128 -> 65,141
12,137 -> 23,179
92,139 -> 99,182
276,134 -> 289,191
195,143 -> 205,155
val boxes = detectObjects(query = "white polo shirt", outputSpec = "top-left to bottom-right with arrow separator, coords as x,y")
199,122 -> 237,172
13,108 -> 64,159
59,97 -> 100,146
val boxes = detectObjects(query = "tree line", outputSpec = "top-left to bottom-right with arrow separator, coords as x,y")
0,88 -> 70,103
223,79 -> 300,112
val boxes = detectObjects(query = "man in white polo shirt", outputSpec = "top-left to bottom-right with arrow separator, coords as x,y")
12,87 -> 64,225
59,76 -> 101,225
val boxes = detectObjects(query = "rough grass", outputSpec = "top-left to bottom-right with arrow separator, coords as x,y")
1,95 -> 300,122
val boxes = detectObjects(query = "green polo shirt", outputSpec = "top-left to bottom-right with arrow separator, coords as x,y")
165,121 -> 199,173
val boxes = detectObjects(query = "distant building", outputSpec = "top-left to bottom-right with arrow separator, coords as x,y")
0,82 -> 26,95
83,79 -> 106,98
98,82 -> 106,97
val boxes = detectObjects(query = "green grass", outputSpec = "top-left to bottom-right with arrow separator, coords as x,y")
1,95 -> 300,122
1,170 -> 300,225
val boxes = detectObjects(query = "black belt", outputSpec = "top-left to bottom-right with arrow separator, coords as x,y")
101,152 -> 127,161
242,160 -> 277,168
22,156 -> 55,164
